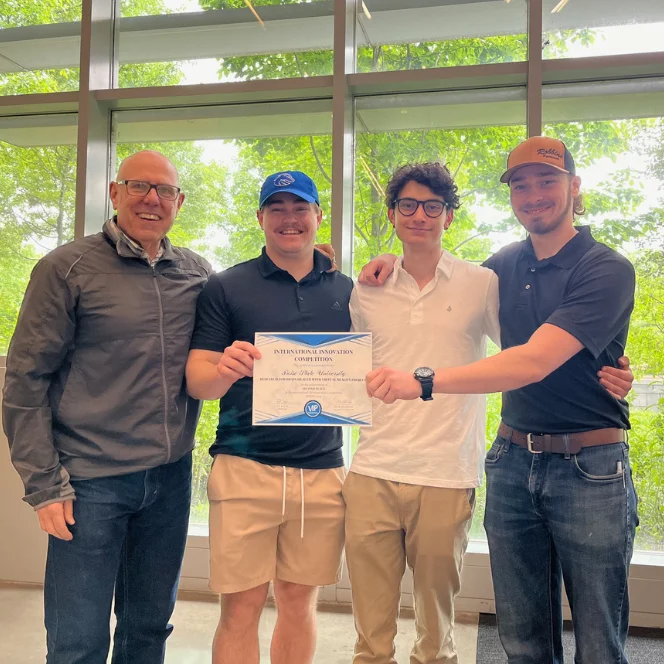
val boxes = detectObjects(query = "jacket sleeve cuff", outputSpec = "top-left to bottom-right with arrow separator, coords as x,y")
24,483 -> 76,510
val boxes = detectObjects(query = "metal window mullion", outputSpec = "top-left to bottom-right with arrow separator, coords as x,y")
527,0 -> 543,136
331,0 -> 357,277
331,0 -> 357,468
74,0 -> 118,239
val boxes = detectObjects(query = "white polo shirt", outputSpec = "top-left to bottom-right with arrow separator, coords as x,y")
350,251 -> 500,488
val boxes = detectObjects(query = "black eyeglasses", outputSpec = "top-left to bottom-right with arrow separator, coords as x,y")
394,198 -> 447,218
117,180 -> 181,201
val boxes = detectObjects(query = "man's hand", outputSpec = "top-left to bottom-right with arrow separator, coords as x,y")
598,356 -> 634,400
216,341 -> 262,382
37,499 -> 75,541
314,243 -> 337,272
366,367 -> 421,404
358,254 -> 398,286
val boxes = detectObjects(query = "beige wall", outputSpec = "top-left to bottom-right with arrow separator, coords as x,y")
0,366 -> 48,584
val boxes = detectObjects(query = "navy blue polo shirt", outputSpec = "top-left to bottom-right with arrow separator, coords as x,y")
190,247 -> 353,468
482,226 -> 635,434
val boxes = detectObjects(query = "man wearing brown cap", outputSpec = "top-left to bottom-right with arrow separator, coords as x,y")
360,136 -> 637,664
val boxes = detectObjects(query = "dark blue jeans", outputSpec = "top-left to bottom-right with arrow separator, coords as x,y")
44,452 -> 192,664
484,437 -> 638,664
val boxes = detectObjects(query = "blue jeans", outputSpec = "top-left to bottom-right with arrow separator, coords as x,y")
484,436 -> 638,664
44,452 -> 192,664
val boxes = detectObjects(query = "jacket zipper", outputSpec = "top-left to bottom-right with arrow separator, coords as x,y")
153,266 -> 172,461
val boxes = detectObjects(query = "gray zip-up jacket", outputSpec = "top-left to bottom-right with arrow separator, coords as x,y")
2,220 -> 211,508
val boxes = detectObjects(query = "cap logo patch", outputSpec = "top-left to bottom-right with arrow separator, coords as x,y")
274,173 -> 295,187
537,147 -> 563,160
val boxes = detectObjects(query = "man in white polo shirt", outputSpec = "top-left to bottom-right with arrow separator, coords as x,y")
344,162 -> 499,664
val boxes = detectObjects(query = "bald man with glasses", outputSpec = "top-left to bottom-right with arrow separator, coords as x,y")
3,150 -> 211,664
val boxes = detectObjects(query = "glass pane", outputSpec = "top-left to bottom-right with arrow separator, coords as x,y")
543,0 -> 664,59
0,1 -> 81,95
114,100 -> 332,524
0,128 -> 77,353
354,89 -> 527,274
118,0 -> 333,87
543,96 -> 664,552
353,91 -> 527,540
356,0 -> 527,73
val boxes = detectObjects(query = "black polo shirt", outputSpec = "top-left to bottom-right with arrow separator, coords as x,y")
482,226 -> 635,434
190,247 -> 353,468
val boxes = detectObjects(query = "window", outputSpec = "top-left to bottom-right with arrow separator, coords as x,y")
543,88 -> 664,551
0,1 -> 81,95
354,89 -> 527,273
0,128 -> 77,353
356,0 -> 528,73
118,0 -> 334,87
114,99 -> 333,523
543,0 -> 664,60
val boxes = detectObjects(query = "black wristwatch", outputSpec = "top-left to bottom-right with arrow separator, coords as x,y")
413,367 -> 435,401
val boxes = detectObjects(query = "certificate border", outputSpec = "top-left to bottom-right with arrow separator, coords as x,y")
253,332 -> 372,426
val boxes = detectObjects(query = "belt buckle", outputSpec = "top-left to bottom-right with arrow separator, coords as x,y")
527,433 -> 543,454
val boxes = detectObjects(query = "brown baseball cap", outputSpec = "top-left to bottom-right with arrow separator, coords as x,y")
501,136 -> 576,184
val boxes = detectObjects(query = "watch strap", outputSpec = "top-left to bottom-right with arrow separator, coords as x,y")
419,377 -> 434,401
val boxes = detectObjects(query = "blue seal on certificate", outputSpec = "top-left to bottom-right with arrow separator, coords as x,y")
304,400 -> 322,418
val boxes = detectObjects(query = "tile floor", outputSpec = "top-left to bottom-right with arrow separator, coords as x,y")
0,585 -> 479,663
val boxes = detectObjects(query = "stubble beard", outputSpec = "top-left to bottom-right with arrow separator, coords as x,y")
521,190 -> 573,237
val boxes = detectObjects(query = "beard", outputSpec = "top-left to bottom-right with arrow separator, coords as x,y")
519,190 -> 573,236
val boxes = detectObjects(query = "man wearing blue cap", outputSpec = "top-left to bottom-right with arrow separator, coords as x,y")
186,171 -> 353,664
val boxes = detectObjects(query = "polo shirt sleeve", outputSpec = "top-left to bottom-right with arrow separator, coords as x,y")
190,274 -> 233,352
349,284 -> 366,333
483,271 -> 501,348
545,253 -> 635,359
481,253 -> 499,275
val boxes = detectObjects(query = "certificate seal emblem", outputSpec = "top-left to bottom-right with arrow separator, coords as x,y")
304,400 -> 322,418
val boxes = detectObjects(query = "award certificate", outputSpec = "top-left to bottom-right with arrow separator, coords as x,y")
252,332 -> 372,426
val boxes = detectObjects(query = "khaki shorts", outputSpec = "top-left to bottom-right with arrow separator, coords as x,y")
208,454 -> 346,594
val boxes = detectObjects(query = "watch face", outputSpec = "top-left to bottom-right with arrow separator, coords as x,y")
414,366 -> 434,379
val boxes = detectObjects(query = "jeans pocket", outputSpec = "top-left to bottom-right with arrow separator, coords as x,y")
484,436 -> 508,465
572,443 -> 626,482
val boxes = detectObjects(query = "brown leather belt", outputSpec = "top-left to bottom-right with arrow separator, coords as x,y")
498,422 -> 625,455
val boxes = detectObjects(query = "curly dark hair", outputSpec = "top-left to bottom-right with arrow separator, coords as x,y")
385,162 -> 461,211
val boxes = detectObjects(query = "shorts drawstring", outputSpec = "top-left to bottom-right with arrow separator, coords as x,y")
281,466 -> 287,521
281,466 -> 305,538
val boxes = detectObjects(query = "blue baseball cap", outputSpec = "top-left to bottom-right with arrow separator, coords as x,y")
259,171 -> 320,208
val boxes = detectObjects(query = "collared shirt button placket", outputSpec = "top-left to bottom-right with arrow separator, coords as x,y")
410,300 -> 424,326
296,284 -> 305,311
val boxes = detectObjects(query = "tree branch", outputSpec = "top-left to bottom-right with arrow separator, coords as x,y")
452,143 -> 471,179
293,52 -> 306,78
6,246 -> 40,262
354,222 -> 370,246
309,135 -> 332,184
452,229 -> 493,253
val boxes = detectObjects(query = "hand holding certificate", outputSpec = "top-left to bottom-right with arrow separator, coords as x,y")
253,333 -> 372,426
